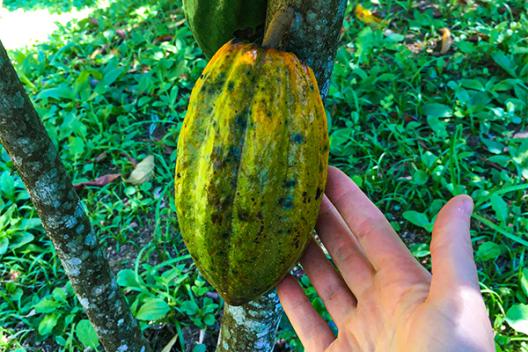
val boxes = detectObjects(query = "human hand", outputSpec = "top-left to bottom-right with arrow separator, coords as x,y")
278,167 -> 495,352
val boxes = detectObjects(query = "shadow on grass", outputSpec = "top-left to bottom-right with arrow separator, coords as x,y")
3,0 -> 97,13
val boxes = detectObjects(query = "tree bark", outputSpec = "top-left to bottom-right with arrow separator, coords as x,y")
266,0 -> 347,98
216,1 -> 346,351
0,41 -> 151,352
216,290 -> 282,352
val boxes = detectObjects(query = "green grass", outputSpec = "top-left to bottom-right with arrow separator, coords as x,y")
0,0 -> 527,351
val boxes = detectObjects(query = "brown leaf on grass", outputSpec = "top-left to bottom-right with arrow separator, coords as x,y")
126,155 -> 154,185
355,4 -> 387,25
116,29 -> 126,39
440,28 -> 453,54
74,174 -> 121,190
513,131 -> 528,139
154,34 -> 173,43
94,152 -> 108,163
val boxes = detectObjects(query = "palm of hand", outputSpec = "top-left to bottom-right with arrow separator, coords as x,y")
278,167 -> 494,352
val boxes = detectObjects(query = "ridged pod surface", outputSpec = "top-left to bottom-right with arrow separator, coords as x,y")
175,41 -> 329,305
182,0 -> 266,58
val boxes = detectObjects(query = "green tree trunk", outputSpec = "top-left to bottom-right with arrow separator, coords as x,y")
0,41 -> 151,352
216,1 -> 346,351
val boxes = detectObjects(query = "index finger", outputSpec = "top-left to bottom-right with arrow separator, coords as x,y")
325,167 -> 416,271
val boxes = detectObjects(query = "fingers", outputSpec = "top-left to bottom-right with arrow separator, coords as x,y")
316,196 -> 375,298
301,240 -> 356,324
278,275 -> 335,351
325,167 -> 416,271
429,195 -> 479,300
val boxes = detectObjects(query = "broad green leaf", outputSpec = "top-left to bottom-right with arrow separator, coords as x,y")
0,172 -> 15,198
76,319 -> 99,348
421,151 -> 437,169
38,313 -> 59,335
0,238 -> 9,255
412,170 -> 429,185
506,304 -> 528,335
179,300 -> 199,315
457,41 -> 476,53
34,298 -> 60,313
37,84 -> 75,101
116,269 -> 141,289
460,79 -> 484,91
492,51 -> 517,77
423,103 -> 453,119
9,232 -> 34,249
490,194 -> 508,223
481,138 -> 505,155
52,288 -> 68,303
21,218 -> 42,230
136,298 -> 170,321
476,242 -> 502,261
409,243 -> 430,258
403,211 -> 432,232
192,344 -> 207,352
68,137 -> 85,157
521,268 -> 528,298
426,116 -> 447,138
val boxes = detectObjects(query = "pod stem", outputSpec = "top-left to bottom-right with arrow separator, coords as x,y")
262,6 -> 295,49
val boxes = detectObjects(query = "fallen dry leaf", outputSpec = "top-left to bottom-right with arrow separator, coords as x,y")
74,174 -> 121,190
355,4 -> 386,26
154,34 -> 174,43
440,28 -> 453,54
513,131 -> 528,139
126,155 -> 154,185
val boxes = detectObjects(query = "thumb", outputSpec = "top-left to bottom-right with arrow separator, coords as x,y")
428,195 -> 479,300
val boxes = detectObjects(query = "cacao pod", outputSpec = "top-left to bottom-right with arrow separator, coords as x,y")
182,0 -> 267,58
175,41 -> 329,305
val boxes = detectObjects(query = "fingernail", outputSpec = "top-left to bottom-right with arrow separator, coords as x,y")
460,196 -> 474,216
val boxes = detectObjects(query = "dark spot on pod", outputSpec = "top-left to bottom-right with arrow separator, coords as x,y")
238,210 -> 250,221
228,146 -> 241,161
279,196 -> 294,209
176,173 -> 181,178
234,112 -> 248,130
200,74 -> 205,79
291,133 -> 304,144
284,179 -> 297,188
211,212 -> 222,224
310,84 -> 315,91
294,238 -> 300,249
213,159 -> 223,170
216,72 -> 226,83
302,191 -> 308,203
315,187 -> 323,200
227,81 -> 235,91
256,223 -> 264,237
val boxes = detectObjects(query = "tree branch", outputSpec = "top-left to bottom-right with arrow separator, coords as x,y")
0,41 -> 151,352
216,291 -> 282,352
266,0 -> 347,99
